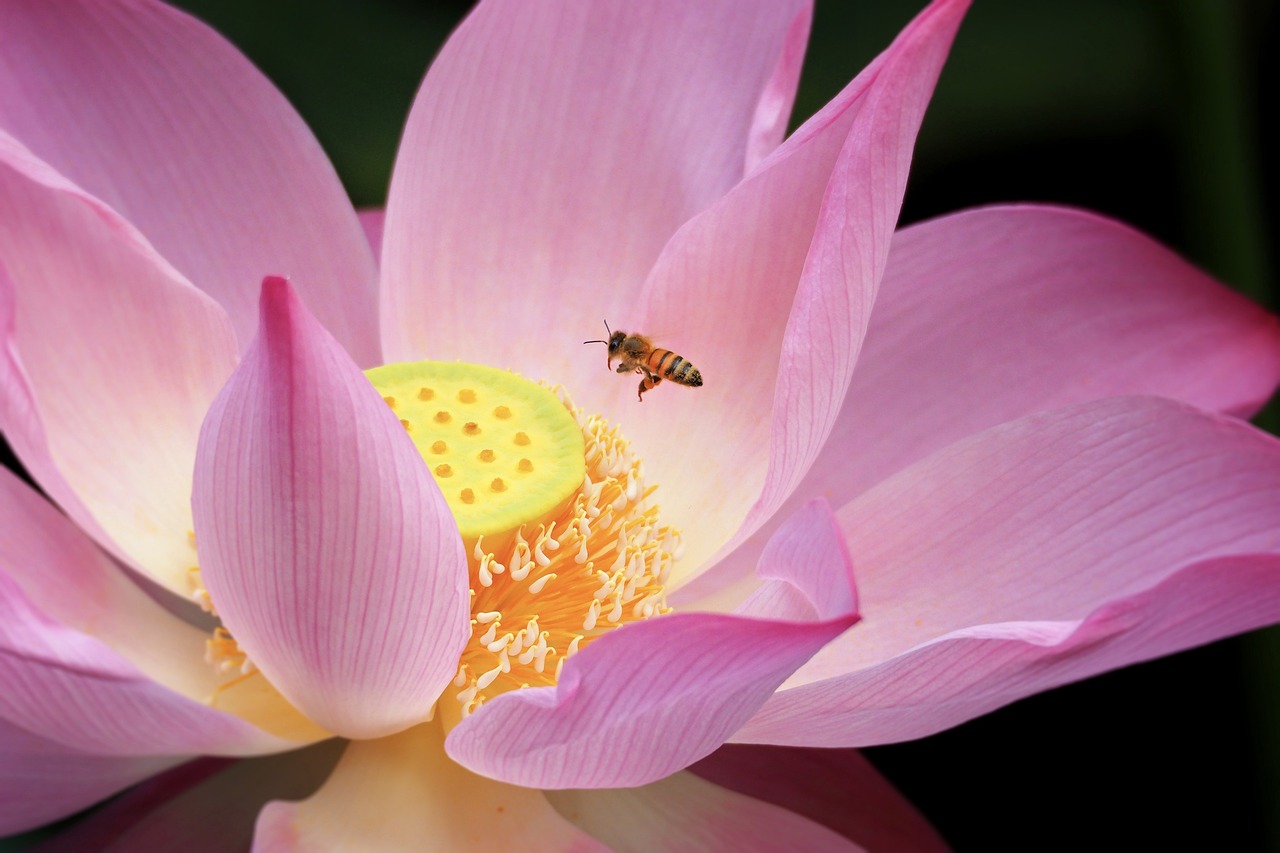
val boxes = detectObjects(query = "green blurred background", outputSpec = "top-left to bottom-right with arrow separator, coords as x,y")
6,0 -> 1278,848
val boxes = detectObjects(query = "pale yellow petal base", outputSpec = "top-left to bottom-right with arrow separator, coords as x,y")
211,671 -> 333,744
254,720 -> 604,851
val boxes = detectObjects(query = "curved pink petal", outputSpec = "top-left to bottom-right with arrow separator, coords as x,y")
446,500 -> 857,788
624,0 -> 970,582
0,466 -> 224,703
381,0 -> 811,385
692,744 -> 948,852
677,205 -> 1280,605
733,396 -> 1280,745
255,724 -> 602,852
0,717 -> 178,835
744,552 -> 1280,747
192,277 -> 469,740
0,131 -> 240,595
744,4 -> 812,173
0,570 -> 289,757
35,745 -> 343,852
0,0 -> 379,364
545,768 -> 860,852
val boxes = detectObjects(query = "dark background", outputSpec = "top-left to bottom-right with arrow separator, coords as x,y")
4,0 -> 1276,849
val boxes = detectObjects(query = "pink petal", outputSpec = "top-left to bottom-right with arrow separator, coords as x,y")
734,396 -> 1280,745
254,724 -> 603,851
623,0 -> 970,581
0,132 -> 240,595
0,0 -> 379,364
0,569 -> 289,757
735,499 -> 858,622
192,277 -> 470,739
445,501 -> 857,788
0,466 -> 224,704
0,717 -> 178,835
545,769 -> 860,852
678,205 -> 1280,605
690,744 -> 948,852
746,552 -> 1280,748
380,0 -> 812,384
35,744 -> 343,851
776,205 -> 1280,563
744,4 -> 813,173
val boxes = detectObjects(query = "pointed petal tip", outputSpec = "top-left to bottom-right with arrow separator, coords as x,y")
781,498 -> 859,619
258,274 -> 294,311
800,497 -> 858,618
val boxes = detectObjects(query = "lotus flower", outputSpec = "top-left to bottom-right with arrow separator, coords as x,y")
3,0 -> 1280,847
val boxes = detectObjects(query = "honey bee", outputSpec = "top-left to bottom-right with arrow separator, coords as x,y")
584,321 -> 703,402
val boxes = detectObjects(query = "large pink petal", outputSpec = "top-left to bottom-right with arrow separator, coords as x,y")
691,744 -> 948,852
0,131 -> 240,595
624,0 -> 970,583
446,501 -> 857,788
733,396 -> 1280,745
545,768 -> 860,852
192,278 -> 470,740
744,553 -> 1280,747
0,0 -> 379,364
0,717 -> 177,835
381,0 -> 811,383
677,204 -> 1280,604
0,569 -> 289,757
0,466 -> 222,703
254,724 -> 603,852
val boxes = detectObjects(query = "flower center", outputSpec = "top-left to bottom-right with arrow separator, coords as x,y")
366,362 -> 679,722
365,361 -> 587,540
190,361 -> 678,731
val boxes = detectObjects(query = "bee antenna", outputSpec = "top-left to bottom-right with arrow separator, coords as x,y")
584,319 -> 613,346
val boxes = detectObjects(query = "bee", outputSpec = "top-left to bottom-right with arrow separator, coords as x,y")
584,321 -> 703,402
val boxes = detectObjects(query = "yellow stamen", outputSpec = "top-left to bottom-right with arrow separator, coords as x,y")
367,362 -> 678,722
187,565 -> 215,614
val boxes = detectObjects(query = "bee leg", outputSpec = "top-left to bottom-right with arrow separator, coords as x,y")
637,372 -> 662,402
616,364 -> 631,374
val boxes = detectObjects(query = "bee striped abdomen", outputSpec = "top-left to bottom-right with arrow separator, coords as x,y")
584,324 -> 704,401
649,350 -> 703,387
